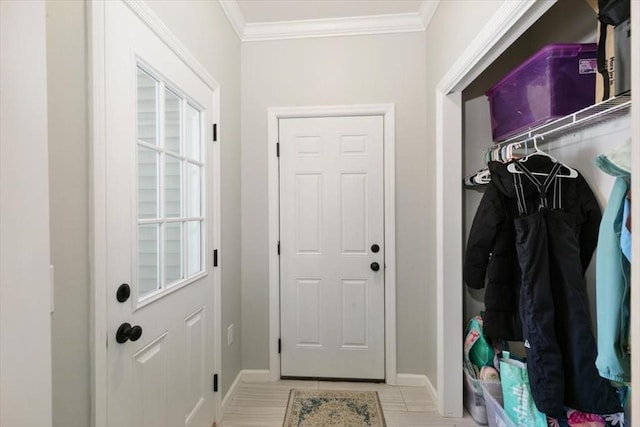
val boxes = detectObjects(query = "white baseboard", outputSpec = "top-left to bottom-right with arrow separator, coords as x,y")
220,369 -> 272,419
396,373 -> 428,387
221,370 -> 243,415
241,369 -> 272,382
424,375 -> 438,402
396,373 -> 439,406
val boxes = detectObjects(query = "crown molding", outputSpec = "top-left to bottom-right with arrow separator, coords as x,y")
420,0 -> 439,31
244,12 -> 425,41
218,0 -> 245,40
218,0 -> 440,42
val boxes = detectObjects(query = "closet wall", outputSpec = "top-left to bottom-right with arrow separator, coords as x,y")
461,0 -> 631,326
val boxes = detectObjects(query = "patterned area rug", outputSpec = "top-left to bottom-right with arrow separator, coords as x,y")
282,389 -> 387,427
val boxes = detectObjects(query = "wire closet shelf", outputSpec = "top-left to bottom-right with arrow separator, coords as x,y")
463,94 -> 631,187
492,93 -> 631,151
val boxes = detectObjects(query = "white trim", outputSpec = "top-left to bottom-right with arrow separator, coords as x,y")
396,374 -> 428,388
123,1 -> 219,91
218,0 -> 439,42
631,0 -> 639,421
211,88 -> 223,426
267,104 -> 397,385
89,1 -> 222,425
436,0 -> 553,94
218,0 -> 245,40
395,374 -> 437,404
221,370 -> 243,415
88,1 -> 107,424
433,0 -> 556,418
243,13 -> 425,42
241,369 -> 273,383
219,369 -> 277,418
419,0 -> 439,31
424,375 -> 438,403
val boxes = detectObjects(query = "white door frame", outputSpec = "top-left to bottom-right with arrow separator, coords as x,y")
88,1 -> 222,424
434,0 -> 557,417
267,104 -> 397,384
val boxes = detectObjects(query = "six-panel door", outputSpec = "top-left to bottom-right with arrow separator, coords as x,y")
279,115 -> 385,380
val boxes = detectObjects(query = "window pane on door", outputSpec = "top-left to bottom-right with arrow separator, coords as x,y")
138,146 -> 159,219
185,104 -> 201,161
165,90 -> 181,154
164,154 -> 182,218
187,162 -> 200,217
187,221 -> 201,277
135,64 -> 206,298
165,222 -> 183,286
138,224 -> 160,297
137,68 -> 158,145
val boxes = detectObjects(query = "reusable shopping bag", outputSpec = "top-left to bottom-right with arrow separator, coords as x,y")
464,315 -> 494,375
500,351 -> 547,427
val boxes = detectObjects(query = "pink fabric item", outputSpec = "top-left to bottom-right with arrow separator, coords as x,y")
567,409 -> 605,427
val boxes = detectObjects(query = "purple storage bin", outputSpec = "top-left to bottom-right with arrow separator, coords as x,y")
486,43 -> 597,142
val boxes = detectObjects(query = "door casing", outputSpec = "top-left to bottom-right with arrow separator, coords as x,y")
267,104 -> 397,384
89,1 -> 222,425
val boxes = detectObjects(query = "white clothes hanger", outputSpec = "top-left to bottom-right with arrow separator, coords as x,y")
474,168 -> 491,184
505,141 -> 523,161
506,135 -> 578,178
488,141 -> 521,163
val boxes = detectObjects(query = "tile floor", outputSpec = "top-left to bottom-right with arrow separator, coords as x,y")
220,380 -> 480,427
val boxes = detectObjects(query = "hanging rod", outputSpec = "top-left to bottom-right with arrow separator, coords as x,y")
465,94 -> 632,188
490,93 -> 631,151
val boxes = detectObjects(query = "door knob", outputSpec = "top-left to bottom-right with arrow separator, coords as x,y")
116,322 -> 143,344
371,244 -> 380,253
116,283 -> 130,302
370,262 -> 380,272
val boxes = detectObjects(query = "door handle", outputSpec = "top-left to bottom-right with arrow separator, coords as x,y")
116,322 -> 143,344
116,283 -> 130,303
370,262 -> 380,272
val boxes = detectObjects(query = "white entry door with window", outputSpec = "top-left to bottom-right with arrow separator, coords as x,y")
104,2 -> 219,426
279,115 -> 385,380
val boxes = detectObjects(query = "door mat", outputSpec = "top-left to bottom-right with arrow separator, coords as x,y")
282,389 -> 387,427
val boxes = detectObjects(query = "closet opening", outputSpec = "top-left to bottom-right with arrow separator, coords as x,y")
435,0 -> 636,421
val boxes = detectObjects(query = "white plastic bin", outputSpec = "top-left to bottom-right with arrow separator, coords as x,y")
463,369 -> 501,425
481,383 -> 516,427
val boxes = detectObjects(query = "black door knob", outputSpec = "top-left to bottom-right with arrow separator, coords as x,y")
370,262 -> 380,272
371,244 -> 380,253
116,322 -> 143,344
116,283 -> 131,303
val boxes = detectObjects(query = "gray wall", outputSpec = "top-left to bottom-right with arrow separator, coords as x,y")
423,0 -> 506,387
47,2 -> 242,425
46,2 -> 91,425
1,1 -> 53,425
240,32 -> 428,374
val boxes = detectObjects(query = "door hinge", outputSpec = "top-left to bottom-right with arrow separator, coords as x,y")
278,338 -> 281,354
213,124 -> 218,142
276,142 -> 280,157
213,373 -> 218,392
277,241 -> 280,255
213,249 -> 218,267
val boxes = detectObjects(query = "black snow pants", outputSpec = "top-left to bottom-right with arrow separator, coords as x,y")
512,162 -> 620,417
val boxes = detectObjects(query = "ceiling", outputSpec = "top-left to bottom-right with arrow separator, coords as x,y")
219,0 -> 438,41
236,0 -> 424,23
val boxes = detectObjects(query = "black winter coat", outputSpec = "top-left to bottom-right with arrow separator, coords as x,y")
463,157 -> 602,341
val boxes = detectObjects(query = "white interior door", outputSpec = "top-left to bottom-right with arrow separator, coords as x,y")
279,115 -> 385,380
105,2 -> 219,426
